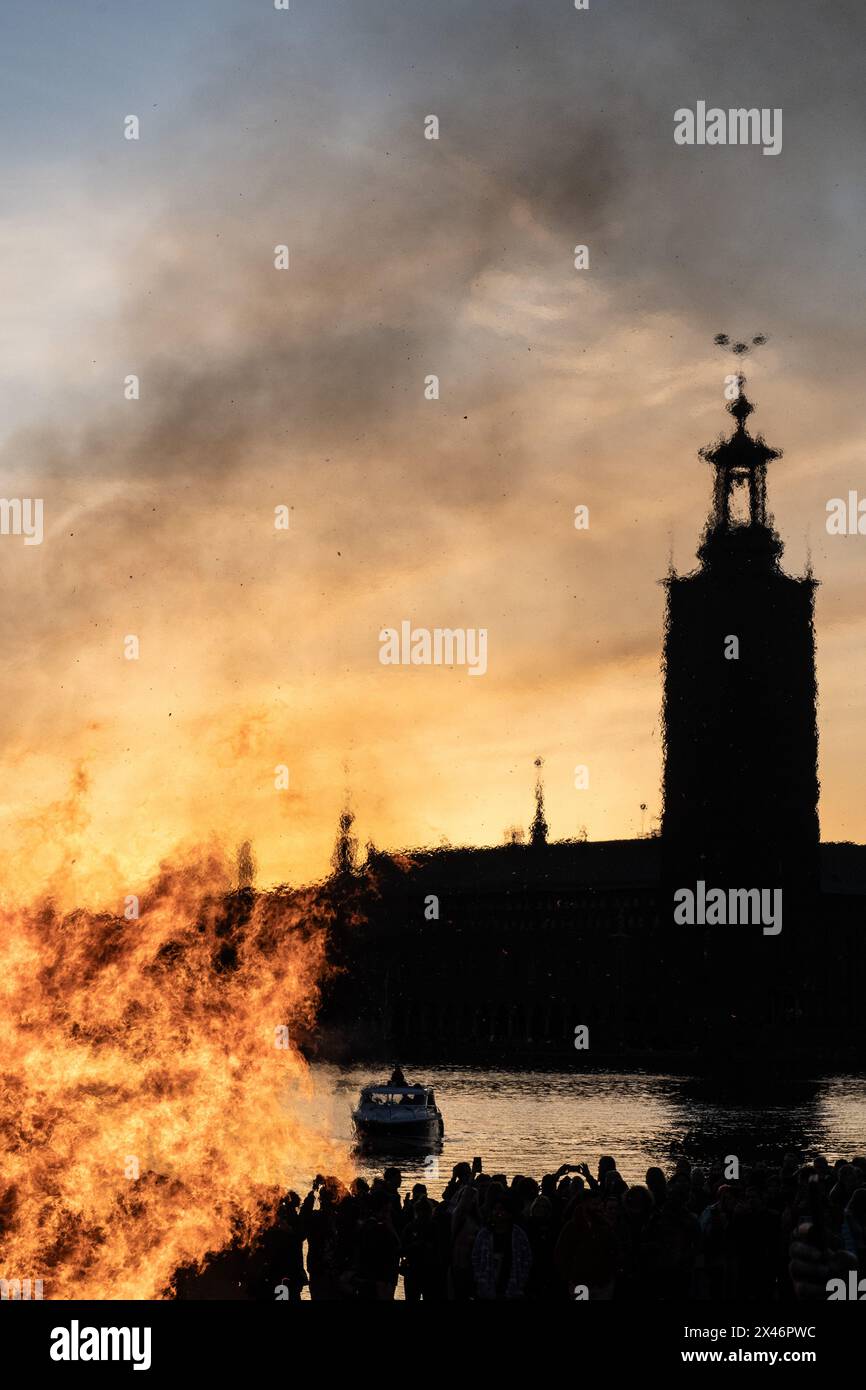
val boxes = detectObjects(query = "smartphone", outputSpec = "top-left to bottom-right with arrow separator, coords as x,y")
472,1156 -> 482,1173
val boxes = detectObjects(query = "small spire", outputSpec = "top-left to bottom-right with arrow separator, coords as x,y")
530,757 -> 548,847
236,840 -> 256,890
332,807 -> 358,875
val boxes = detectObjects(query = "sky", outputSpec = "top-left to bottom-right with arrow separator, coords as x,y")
2,0 -> 866,905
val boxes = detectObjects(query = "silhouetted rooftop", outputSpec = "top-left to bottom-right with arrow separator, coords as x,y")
363,837 -> 866,896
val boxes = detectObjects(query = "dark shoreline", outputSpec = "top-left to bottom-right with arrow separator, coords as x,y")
306,1044 -> 866,1081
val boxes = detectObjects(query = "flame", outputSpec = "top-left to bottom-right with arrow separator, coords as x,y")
0,845 -> 350,1299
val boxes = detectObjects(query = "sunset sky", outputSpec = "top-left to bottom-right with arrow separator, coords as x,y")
2,0 -> 866,906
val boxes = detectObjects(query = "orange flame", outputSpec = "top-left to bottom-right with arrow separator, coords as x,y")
0,846 -> 350,1299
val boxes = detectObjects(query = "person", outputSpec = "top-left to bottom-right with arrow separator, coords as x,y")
301,1175 -> 344,1300
598,1155 -> 621,1189
515,1176 -> 540,1220
472,1191 -> 532,1299
429,1192 -> 456,1299
382,1167 -> 404,1232
389,1064 -> 407,1087
526,1195 -> 559,1299
401,1198 -> 438,1302
829,1164 -> 863,1226
646,1166 -> 667,1208
273,1190 -> 307,1302
732,1184 -> 778,1299
450,1185 -> 482,1300
355,1187 -> 401,1300
616,1185 -> 654,1300
788,1221 -> 856,1299
841,1187 -> 866,1267
246,1190 -> 307,1301
699,1183 -> 737,1300
554,1191 -> 618,1299
442,1161 -> 473,1213
688,1167 -> 711,1218
652,1173 -> 700,1298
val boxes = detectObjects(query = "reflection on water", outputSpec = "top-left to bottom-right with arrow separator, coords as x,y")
289,1066 -> 866,1190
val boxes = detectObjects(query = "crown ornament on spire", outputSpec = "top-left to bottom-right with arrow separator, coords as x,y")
713,331 -> 768,355
698,333 -> 782,568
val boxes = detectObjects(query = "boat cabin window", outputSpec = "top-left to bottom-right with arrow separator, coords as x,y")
361,1088 -> 434,1106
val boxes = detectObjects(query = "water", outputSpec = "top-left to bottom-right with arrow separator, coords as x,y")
294,1065 -> 866,1191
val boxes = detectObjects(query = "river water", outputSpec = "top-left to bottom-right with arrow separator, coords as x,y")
293,1065 -> 866,1190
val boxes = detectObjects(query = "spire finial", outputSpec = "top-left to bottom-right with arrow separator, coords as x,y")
713,332 -> 768,424
698,333 -> 782,562
530,757 -> 548,847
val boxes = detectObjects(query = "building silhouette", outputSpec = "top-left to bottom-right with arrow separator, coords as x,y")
661,378 -> 820,895
311,380 -> 866,1070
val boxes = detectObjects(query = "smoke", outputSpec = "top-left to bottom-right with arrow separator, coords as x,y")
2,0 -> 866,881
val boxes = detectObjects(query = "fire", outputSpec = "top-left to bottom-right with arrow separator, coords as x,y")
0,846 -> 350,1299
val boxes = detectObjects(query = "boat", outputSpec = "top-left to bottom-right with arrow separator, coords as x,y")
351,1072 -> 444,1147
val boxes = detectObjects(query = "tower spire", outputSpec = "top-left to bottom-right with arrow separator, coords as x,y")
530,757 -> 548,847
699,337 -> 782,568
332,806 -> 358,875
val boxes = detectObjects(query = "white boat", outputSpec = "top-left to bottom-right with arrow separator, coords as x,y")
352,1081 -> 444,1146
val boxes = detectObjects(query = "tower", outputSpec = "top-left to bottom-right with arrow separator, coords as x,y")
661,375 -> 819,894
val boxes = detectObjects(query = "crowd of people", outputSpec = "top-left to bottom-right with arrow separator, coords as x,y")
249,1150 -> 866,1301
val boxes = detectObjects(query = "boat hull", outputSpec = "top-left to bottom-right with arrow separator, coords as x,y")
352,1110 -> 444,1149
